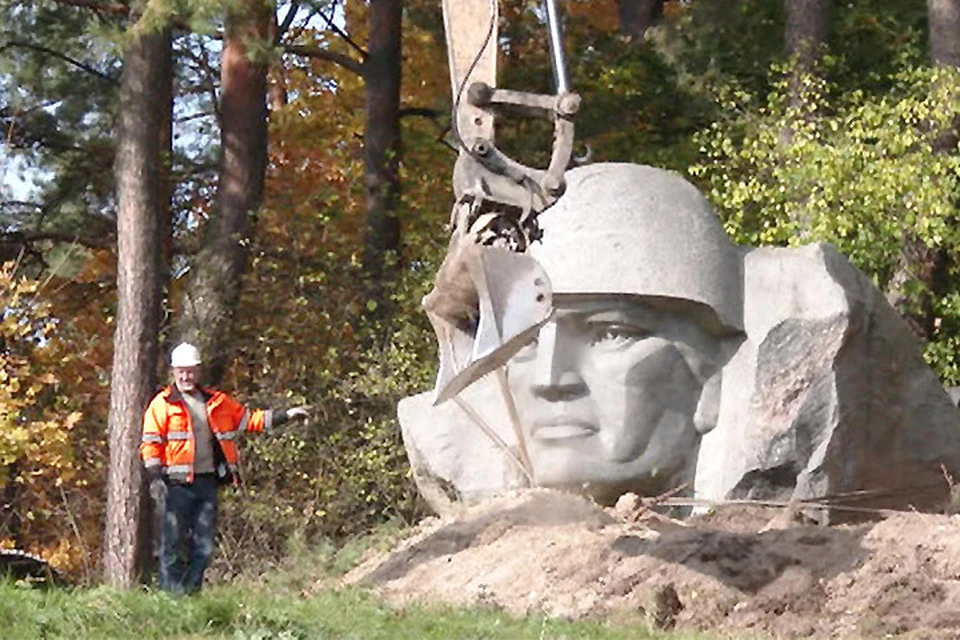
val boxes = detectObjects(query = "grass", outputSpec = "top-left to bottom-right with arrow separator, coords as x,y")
0,580 -> 714,640
0,522 -> 729,640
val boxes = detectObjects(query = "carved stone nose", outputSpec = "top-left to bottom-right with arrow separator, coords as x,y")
531,323 -> 586,399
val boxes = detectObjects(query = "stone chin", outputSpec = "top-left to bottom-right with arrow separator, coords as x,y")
527,411 -> 702,503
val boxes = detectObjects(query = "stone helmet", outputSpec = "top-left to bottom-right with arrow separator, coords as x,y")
530,163 -> 744,332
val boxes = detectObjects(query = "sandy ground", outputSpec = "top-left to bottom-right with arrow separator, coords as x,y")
343,489 -> 960,639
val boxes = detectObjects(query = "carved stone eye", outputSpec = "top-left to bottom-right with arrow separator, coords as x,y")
588,324 -> 649,349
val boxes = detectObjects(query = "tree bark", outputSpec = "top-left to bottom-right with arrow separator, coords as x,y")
103,21 -> 172,588
780,0 -> 831,154
618,0 -> 664,43
929,0 -> 960,66
783,0 -> 831,110
927,0 -> 960,155
886,0 -> 960,339
784,0 -> 831,69
362,0 -> 403,308
1,463 -> 22,548
177,0 -> 271,383
269,6 -> 290,110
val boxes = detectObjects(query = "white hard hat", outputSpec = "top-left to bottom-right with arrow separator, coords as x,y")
170,342 -> 202,368
530,163 -> 744,331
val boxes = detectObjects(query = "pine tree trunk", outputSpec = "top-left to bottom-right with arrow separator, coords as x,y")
103,22 -> 172,589
784,0 -> 831,109
363,0 -> 403,309
929,0 -> 960,66
886,0 -> 960,339
784,0 -> 830,68
178,0 -> 271,383
927,0 -> 960,153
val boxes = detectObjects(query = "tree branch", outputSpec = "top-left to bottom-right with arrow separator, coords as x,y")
1,231 -> 114,251
174,110 -> 216,124
1,200 -> 44,211
399,107 -> 444,120
179,39 -> 222,124
275,1 -> 300,44
396,107 -> 453,152
283,3 -> 320,44
321,0 -> 368,62
51,0 -> 130,15
0,39 -> 118,84
52,0 -> 196,33
282,44 -> 364,76
171,159 -> 218,180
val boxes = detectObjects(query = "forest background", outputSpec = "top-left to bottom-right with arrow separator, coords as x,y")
1,0 -> 959,587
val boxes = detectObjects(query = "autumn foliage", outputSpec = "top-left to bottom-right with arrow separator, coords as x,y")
0,261 -> 103,577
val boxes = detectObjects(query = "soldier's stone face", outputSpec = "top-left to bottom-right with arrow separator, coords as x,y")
507,297 -> 719,500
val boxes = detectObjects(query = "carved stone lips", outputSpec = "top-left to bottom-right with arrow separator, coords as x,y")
531,419 -> 597,441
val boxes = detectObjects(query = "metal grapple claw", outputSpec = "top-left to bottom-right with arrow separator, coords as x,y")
424,244 -> 552,405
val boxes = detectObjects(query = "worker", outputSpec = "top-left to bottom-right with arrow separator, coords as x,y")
140,341 -> 311,594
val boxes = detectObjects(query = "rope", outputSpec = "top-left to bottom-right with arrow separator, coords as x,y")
453,394 -> 535,486
658,495 -> 945,518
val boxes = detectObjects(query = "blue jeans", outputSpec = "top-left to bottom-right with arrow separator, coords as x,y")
159,476 -> 219,594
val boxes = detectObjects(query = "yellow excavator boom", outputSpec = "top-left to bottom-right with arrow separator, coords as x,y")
424,0 -> 580,404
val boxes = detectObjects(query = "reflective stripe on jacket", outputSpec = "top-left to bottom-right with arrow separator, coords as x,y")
141,385 -> 276,484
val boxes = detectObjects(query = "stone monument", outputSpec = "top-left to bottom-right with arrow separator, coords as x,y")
400,163 -> 960,521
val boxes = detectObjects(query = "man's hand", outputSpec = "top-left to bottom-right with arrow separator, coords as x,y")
285,405 -> 312,421
272,405 -> 313,429
149,478 -> 167,504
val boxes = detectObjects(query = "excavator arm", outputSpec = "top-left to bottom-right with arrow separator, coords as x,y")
442,0 -> 579,251
424,0 -> 579,404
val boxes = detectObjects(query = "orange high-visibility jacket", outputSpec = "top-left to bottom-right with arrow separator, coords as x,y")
141,386 -> 277,484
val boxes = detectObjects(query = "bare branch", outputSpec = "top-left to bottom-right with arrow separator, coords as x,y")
275,1 -> 300,44
169,157 -> 218,180
396,107 -> 454,152
174,110 -> 216,124
282,44 -> 364,76
283,3 -> 321,43
179,39 -> 222,124
321,0 -> 368,62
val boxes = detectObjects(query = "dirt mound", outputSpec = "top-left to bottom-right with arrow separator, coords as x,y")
343,489 -> 960,639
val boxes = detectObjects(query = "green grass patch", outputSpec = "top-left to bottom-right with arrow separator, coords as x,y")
0,525 -> 729,640
0,580 -> 720,640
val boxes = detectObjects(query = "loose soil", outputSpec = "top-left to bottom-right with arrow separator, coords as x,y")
343,489 -> 960,639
